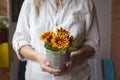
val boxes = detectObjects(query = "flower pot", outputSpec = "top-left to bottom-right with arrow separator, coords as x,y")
46,49 -> 70,72
0,28 -> 8,43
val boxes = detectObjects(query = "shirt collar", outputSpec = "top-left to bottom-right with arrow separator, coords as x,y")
49,0 -> 70,5
48,0 -> 72,11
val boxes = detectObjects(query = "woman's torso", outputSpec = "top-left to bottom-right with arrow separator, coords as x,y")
26,0 -> 91,80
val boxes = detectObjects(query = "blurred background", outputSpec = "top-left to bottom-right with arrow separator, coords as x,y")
0,0 -> 119,80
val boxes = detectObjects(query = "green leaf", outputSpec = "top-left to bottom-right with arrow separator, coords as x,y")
44,42 -> 78,55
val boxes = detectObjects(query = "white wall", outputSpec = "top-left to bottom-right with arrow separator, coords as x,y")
93,0 -> 111,58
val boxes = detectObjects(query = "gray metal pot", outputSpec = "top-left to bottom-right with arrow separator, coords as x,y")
46,49 -> 70,72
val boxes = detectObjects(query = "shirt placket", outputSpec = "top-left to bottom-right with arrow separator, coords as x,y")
53,1 -> 63,28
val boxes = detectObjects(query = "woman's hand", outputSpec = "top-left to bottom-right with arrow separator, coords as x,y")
53,50 -> 82,76
39,54 -> 73,76
55,45 -> 95,76
38,54 -> 61,75
20,45 -> 61,75
54,60 -> 72,76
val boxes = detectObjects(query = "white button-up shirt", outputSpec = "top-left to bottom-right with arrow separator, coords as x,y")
12,0 -> 99,80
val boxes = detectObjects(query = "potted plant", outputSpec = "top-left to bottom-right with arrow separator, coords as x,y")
40,27 -> 77,72
0,16 -> 8,43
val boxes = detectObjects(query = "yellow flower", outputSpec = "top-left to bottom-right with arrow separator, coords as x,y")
56,27 -> 70,36
51,35 -> 69,49
40,31 -> 55,43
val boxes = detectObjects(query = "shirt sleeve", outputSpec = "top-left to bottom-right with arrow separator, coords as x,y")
83,0 -> 100,52
12,0 -> 31,61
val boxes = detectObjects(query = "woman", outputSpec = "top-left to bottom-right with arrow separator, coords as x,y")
12,0 -> 100,80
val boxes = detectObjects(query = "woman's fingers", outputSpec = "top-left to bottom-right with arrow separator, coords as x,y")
41,62 -> 61,74
43,66 -> 60,74
54,61 -> 72,76
39,54 -> 61,74
40,54 -> 73,75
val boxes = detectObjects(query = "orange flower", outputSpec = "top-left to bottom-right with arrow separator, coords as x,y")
56,27 -> 70,36
51,35 -> 69,49
40,31 -> 55,43
69,36 -> 76,44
